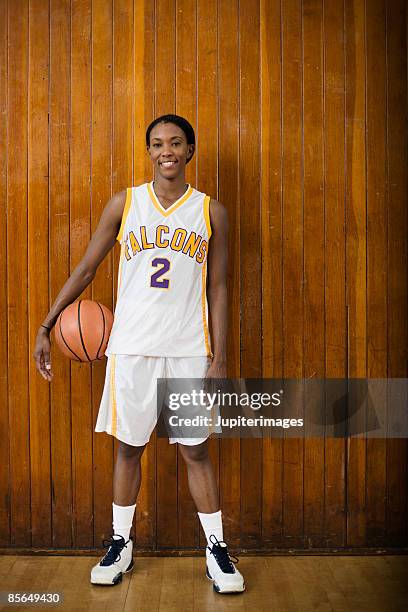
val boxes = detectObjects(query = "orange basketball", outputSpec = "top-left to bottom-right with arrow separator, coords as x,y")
54,300 -> 114,362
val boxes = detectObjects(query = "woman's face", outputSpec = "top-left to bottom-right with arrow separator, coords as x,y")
147,122 -> 194,179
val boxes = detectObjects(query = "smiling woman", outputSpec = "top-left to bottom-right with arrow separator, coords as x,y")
145,120 -> 195,207
33,109 -> 239,592
90,114 -> 241,591
146,113 -> 196,166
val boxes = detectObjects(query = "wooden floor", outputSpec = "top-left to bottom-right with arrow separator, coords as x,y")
0,554 -> 407,611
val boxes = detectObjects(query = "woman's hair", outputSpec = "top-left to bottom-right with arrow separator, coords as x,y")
146,114 -> 195,164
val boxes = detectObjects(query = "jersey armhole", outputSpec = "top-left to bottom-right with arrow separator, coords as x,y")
204,195 -> 212,239
116,188 -> 133,243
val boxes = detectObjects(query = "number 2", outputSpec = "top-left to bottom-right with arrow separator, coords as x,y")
150,257 -> 170,289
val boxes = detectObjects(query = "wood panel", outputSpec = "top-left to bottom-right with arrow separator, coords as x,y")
386,0 -> 407,547
49,0 -> 73,547
365,0 -> 387,547
261,0 -> 284,548
239,0 -> 262,549
282,0 -> 304,549
0,0 -> 10,547
0,0 -> 407,552
324,0 -> 347,548
28,0 -> 51,547
345,0 -> 367,547
7,0 -> 30,548
303,0 -> 325,548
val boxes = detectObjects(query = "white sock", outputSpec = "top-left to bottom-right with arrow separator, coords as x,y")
198,509 -> 223,547
112,502 -> 136,541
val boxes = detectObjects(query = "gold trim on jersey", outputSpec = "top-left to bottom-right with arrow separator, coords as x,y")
204,195 -> 212,239
201,261 -> 212,357
116,188 -> 133,243
147,181 -> 193,217
117,242 -> 126,295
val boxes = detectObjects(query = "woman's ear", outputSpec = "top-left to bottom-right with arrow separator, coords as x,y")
187,143 -> 195,162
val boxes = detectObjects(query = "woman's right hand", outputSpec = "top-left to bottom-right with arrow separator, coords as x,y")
33,328 -> 54,382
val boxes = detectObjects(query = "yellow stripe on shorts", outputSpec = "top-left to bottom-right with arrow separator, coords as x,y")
109,355 -> 117,437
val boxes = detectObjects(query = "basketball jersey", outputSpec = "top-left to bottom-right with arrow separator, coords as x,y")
105,181 -> 212,357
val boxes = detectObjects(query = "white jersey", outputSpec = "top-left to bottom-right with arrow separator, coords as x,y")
105,181 -> 212,357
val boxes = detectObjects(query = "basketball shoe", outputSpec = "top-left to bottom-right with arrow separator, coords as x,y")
206,534 -> 245,593
90,534 -> 134,585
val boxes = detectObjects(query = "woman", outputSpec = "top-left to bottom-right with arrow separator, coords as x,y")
33,114 -> 244,594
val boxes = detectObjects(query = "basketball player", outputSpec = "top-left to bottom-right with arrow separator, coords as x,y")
33,114 -> 244,593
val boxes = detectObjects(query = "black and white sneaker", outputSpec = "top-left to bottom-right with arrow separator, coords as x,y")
206,534 -> 245,593
90,534 -> 134,585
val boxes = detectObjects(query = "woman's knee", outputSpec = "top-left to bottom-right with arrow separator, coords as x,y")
179,441 -> 209,464
117,440 -> 146,461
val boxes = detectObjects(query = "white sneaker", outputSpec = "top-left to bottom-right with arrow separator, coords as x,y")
90,534 -> 134,585
206,535 -> 245,593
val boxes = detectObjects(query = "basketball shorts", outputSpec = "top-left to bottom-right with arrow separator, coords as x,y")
95,354 -> 219,447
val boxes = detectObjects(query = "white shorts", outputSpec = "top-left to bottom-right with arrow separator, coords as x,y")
95,354 -> 215,447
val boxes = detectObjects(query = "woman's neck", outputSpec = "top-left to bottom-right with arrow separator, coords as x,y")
153,176 -> 188,199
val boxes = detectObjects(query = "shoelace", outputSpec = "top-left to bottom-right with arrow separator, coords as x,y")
208,534 -> 239,574
100,535 -> 126,566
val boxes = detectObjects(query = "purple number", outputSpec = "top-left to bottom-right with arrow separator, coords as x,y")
151,257 -> 170,288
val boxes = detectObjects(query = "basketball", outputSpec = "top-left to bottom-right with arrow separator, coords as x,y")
54,299 -> 114,362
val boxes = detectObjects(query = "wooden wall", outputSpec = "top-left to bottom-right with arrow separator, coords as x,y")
0,0 -> 406,551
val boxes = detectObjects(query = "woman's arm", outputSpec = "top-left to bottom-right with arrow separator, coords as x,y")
40,189 -> 127,330
206,198 -> 229,378
33,189 -> 127,381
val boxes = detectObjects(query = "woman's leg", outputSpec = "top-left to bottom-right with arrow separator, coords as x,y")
113,440 -> 146,505
178,440 -> 218,513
